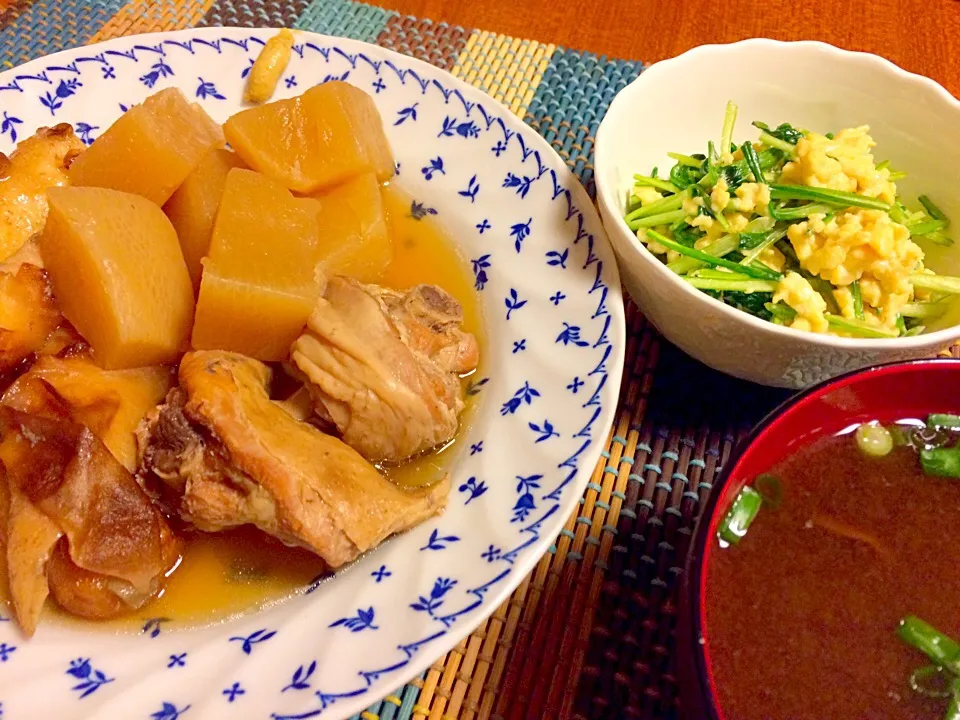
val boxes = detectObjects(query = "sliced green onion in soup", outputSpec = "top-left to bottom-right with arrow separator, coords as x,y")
899,617 -> 960,717
920,447 -> 960,479
917,416 -> 960,479
717,485 -> 762,546
855,422 -> 894,458
947,678 -> 960,720
909,665 -> 955,699
898,616 -> 960,675
754,473 -> 783,509
888,424 -> 913,447
928,414 -> 960,430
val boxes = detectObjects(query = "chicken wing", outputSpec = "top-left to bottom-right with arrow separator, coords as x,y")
0,123 -> 84,262
0,263 -> 63,377
138,351 -> 449,568
291,278 -> 478,463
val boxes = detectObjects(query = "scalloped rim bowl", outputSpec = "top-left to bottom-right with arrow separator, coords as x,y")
595,39 -> 960,389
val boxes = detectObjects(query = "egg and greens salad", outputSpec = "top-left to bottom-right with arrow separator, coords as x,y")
625,101 -> 960,338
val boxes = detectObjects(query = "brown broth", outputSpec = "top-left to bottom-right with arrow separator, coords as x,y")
1,183 -> 483,632
704,429 -> 960,720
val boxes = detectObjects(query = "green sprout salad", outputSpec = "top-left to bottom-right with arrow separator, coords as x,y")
625,101 -> 960,338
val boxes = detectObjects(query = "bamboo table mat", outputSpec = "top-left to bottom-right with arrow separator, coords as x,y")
3,2 -> 948,719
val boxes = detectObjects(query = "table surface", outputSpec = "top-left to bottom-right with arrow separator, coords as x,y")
374,0 -> 960,98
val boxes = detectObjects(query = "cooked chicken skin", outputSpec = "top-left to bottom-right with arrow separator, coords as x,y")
0,124 -> 81,379
373,282 -> 480,374
2,353 -> 174,472
291,278 -> 479,463
0,123 -> 84,262
1,475 -> 62,635
46,537 -> 134,620
0,407 -> 181,633
138,351 -> 450,568
0,263 -> 62,376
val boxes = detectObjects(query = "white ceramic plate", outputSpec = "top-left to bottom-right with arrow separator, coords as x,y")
0,27 -> 624,720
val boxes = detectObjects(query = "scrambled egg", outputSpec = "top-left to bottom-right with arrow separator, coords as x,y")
758,246 -> 786,272
710,177 -> 731,213
682,195 -> 701,215
787,209 -> 923,330
772,126 -> 925,333
773,272 -> 829,333
733,182 -> 770,214
633,186 -> 663,206
631,113 -> 941,339
685,194 -> 714,233
694,212 -> 750,249
833,286 -> 855,318
780,126 -> 896,203
647,229 -> 681,262
645,235 -> 669,255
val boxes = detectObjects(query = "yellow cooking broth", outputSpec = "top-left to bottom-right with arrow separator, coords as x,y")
378,184 -> 483,488
379,184 -> 483,340
1,183 -> 483,632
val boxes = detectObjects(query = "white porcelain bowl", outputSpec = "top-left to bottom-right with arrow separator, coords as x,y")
595,39 -> 960,388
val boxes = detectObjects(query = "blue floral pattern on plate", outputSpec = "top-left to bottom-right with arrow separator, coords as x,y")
0,27 -> 624,720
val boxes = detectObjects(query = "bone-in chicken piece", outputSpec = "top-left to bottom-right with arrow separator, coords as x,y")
0,263 -> 63,376
291,278 -> 479,463
138,351 -> 449,568
373,282 -> 480,375
0,123 -> 84,262
0,124 -> 84,379
0,407 -> 181,632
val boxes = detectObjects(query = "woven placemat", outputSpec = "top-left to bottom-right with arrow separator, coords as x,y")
3,3 -> 951,719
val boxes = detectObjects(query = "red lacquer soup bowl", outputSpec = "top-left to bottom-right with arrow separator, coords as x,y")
678,358 -> 960,720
